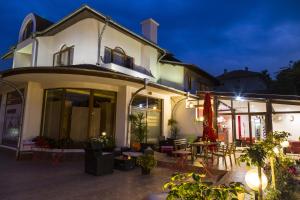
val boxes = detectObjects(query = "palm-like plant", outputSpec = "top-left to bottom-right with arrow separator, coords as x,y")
129,112 -> 148,143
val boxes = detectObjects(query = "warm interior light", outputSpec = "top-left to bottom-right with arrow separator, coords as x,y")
281,140 -> 289,148
189,102 -> 194,108
153,106 -> 157,110
102,132 -> 107,136
139,104 -> 143,108
217,116 -> 224,123
245,169 -> 268,191
199,116 -> 204,122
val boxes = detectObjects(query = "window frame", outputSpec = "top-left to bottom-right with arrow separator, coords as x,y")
53,45 -> 74,66
104,46 -> 134,69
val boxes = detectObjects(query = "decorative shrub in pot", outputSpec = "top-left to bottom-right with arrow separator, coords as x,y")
136,154 -> 157,175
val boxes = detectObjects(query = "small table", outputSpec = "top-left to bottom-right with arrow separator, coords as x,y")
114,156 -> 135,171
161,146 -> 173,156
191,142 -> 217,162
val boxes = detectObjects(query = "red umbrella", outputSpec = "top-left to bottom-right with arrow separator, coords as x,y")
202,93 -> 217,142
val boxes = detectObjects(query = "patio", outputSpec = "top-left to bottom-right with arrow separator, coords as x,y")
0,149 -> 249,200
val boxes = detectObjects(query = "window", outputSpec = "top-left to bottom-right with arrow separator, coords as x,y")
53,46 -> 74,66
187,76 -> 192,90
22,21 -> 33,41
131,95 -> 162,144
104,47 -> 134,69
41,89 -> 116,148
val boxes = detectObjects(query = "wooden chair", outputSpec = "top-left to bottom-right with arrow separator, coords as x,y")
229,143 -> 237,164
212,144 -> 231,169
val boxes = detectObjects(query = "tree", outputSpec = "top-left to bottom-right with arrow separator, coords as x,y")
273,61 -> 300,95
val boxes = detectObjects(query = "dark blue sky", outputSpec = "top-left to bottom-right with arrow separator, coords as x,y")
1,0 -> 300,76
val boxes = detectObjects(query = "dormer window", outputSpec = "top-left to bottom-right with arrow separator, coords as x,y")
21,20 -> 34,41
104,47 -> 134,69
53,45 -> 74,66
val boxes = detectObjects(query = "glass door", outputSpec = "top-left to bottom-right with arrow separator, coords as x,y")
250,115 -> 266,140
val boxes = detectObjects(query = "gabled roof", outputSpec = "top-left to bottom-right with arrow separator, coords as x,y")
36,5 -> 165,53
160,59 -> 219,84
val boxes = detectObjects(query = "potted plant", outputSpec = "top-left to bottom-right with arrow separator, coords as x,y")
163,173 -> 247,200
136,154 -> 157,175
129,112 -> 147,151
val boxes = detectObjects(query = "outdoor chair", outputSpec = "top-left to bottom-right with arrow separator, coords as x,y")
229,143 -> 237,164
212,144 -> 232,169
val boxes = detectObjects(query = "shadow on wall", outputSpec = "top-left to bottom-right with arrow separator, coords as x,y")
173,100 -> 203,139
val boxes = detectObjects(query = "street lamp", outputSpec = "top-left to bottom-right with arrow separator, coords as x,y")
245,169 -> 268,200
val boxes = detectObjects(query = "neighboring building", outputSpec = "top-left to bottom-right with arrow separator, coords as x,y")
0,5 -> 217,151
216,67 -> 269,93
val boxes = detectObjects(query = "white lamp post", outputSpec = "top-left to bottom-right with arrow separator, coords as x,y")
245,169 -> 268,200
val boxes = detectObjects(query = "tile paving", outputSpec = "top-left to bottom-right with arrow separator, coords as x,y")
1,149 -> 298,200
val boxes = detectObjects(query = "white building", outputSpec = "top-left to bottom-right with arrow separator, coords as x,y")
0,5 -> 217,153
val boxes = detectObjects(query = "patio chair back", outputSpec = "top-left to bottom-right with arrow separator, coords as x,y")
173,139 -> 188,150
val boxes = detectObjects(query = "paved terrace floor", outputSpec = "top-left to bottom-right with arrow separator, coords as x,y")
0,149 -> 276,200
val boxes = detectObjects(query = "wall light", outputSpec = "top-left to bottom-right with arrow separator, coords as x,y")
235,96 -> 244,101
290,115 -> 294,121
199,116 -> 204,122
152,106 -> 157,110
102,132 -> 107,136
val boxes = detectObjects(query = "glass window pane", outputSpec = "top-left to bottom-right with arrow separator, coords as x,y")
42,89 -> 63,140
250,102 -> 266,113
90,90 -> 116,139
218,99 -> 232,113
272,103 -> 300,112
233,100 -> 248,113
112,51 -> 125,66
273,113 -> 300,141
64,89 -> 90,142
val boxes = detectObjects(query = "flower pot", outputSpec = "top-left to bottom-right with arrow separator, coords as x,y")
132,142 -> 141,151
141,167 -> 150,175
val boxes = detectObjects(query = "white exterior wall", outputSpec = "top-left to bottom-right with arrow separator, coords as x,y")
21,82 -> 44,145
273,113 -> 300,141
159,63 -> 184,90
37,18 -> 99,66
174,102 -> 203,139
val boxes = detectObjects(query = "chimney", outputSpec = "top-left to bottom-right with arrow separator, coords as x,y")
141,18 -> 159,44
245,67 -> 249,71
224,69 -> 228,74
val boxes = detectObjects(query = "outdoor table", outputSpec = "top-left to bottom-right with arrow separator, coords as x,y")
114,156 -> 135,171
191,142 -> 217,162
160,145 -> 173,156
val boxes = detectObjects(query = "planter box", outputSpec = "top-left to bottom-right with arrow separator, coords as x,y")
84,148 -> 114,176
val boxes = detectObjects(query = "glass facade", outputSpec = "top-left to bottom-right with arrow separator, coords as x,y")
41,89 -> 116,147
131,95 -> 162,144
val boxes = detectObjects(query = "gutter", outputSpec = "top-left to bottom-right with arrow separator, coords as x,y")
97,16 -> 111,65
